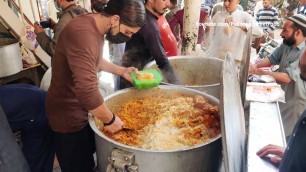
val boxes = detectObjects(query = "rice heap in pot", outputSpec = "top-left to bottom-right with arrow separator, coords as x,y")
94,95 -> 220,150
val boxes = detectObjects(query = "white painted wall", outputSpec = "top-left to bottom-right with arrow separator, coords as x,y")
1,0 -> 51,67
15,0 -> 40,23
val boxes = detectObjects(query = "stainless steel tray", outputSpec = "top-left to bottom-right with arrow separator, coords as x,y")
247,102 -> 286,172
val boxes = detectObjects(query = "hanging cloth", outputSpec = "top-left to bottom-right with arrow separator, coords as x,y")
19,0 -> 39,51
18,0 -> 38,65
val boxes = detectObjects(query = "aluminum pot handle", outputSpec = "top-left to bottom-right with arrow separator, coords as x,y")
106,149 -> 138,172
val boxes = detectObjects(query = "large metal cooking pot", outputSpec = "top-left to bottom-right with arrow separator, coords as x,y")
0,39 -> 23,77
144,56 -> 223,99
89,86 -> 222,172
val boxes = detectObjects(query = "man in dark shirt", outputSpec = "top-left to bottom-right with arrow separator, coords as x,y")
257,109 -> 306,171
169,8 -> 209,45
256,49 -> 306,171
120,0 -> 180,89
165,0 -> 180,23
279,109 -> 306,172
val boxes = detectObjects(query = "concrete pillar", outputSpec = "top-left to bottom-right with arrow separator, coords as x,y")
181,0 -> 201,55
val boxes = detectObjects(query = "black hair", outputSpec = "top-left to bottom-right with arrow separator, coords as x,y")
91,0 -> 146,27
170,0 -> 177,5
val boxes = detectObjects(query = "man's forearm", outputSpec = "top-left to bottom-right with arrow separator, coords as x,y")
259,70 -> 292,84
98,58 -> 124,76
255,58 -> 272,68
89,101 -> 113,123
36,32 -> 55,57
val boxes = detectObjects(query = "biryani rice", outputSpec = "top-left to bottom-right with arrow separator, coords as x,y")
95,95 -> 220,150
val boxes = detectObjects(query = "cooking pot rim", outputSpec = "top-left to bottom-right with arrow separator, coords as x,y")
89,86 -> 222,153
161,83 -> 220,87
0,39 -> 19,47
144,56 -> 224,87
144,56 -> 224,69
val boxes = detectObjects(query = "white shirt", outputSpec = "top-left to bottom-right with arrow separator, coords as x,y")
253,0 -> 263,17
207,9 -> 263,62
211,2 -> 244,18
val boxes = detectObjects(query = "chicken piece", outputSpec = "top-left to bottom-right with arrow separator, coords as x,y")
200,103 -> 220,119
192,127 -> 203,139
174,119 -> 186,128
194,95 -> 207,109
188,116 -> 204,127
203,115 -> 214,128
136,72 -> 155,80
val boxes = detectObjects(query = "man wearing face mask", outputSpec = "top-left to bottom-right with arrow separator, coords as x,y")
46,0 -> 146,171
119,0 -> 181,89
34,0 -> 87,59
249,14 -> 306,140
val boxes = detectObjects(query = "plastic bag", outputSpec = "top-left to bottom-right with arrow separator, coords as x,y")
40,68 -> 52,91
20,25 -> 39,51
246,82 -> 285,103
20,44 -> 38,65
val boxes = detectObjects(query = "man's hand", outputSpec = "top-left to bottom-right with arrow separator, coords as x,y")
225,17 -> 247,32
249,64 -> 262,75
121,67 -> 136,84
256,144 -> 285,164
49,18 -> 57,29
33,22 -> 44,34
104,115 -> 124,133
225,17 -> 233,24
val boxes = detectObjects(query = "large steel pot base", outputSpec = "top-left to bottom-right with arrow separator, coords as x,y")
89,86 -> 222,172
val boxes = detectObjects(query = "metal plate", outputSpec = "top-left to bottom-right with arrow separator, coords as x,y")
221,53 -> 246,172
247,102 -> 286,172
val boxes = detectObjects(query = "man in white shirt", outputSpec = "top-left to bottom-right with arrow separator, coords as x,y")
210,0 -> 244,18
253,0 -> 263,17
207,0 -> 263,64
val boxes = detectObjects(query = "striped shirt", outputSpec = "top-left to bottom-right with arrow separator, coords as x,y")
297,3 -> 306,15
256,7 -> 279,33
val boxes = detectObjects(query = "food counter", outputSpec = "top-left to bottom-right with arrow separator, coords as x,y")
221,53 -> 286,172
247,102 -> 286,171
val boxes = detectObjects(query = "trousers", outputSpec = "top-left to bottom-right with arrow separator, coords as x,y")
0,84 -> 55,172
55,124 -> 96,172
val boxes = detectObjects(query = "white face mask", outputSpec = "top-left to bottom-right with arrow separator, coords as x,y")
54,0 -> 62,12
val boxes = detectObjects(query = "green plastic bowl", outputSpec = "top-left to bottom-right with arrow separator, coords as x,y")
131,69 -> 163,89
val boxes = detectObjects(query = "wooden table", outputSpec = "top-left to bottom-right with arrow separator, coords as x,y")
0,63 -> 41,86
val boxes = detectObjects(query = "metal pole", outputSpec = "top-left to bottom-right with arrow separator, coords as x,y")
30,0 -> 38,22
37,0 -> 44,20
240,28 -> 252,106
181,0 -> 201,55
